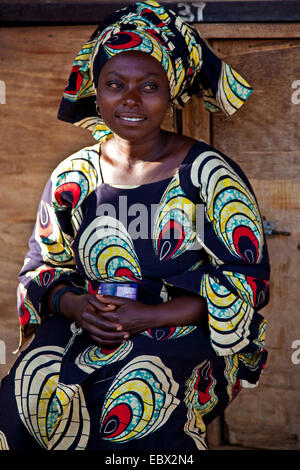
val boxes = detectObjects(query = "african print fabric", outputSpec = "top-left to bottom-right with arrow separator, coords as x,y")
57,0 -> 253,141
0,141 -> 269,450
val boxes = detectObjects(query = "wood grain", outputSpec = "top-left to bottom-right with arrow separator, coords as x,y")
197,23 -> 300,39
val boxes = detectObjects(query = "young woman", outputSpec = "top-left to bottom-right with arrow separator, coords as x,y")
0,1 -> 270,451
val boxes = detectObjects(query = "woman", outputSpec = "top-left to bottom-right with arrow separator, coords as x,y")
0,1 -> 270,451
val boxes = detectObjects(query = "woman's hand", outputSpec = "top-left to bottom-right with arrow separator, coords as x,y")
53,284 -> 208,347
96,291 -> 208,338
60,291 -> 130,348
94,294 -> 155,337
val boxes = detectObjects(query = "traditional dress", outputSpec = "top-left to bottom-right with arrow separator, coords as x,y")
0,140 -> 269,450
0,0 -> 269,451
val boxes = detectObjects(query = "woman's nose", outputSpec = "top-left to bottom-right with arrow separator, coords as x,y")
122,87 -> 141,106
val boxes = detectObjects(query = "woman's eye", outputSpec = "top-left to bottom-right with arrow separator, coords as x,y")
106,81 -> 122,89
143,83 -> 158,91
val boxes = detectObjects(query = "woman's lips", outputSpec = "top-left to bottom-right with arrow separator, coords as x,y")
117,114 -> 146,122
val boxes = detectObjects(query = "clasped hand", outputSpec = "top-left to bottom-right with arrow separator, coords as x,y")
61,288 -> 204,349
74,293 -> 153,349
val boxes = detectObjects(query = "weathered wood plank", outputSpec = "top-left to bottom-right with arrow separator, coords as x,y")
197,23 -> 300,39
182,96 -> 211,143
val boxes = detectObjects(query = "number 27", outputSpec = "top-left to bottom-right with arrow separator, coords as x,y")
178,2 -> 206,22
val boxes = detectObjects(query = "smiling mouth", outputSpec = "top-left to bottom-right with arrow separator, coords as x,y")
117,115 -> 146,122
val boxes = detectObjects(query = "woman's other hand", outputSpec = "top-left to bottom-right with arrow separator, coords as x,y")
96,292 -> 208,339
48,284 -> 207,347
58,289 -> 130,348
95,294 -> 154,338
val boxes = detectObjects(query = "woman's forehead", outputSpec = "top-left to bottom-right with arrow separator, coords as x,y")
100,51 -> 167,77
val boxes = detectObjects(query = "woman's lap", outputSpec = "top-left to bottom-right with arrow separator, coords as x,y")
0,316 -> 241,450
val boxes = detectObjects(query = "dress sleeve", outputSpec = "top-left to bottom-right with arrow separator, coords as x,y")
17,146 -> 101,347
164,147 -> 270,368
17,176 -> 84,347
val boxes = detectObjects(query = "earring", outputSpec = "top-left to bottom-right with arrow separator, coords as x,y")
96,104 -> 101,116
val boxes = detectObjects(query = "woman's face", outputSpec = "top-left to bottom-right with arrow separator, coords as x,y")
96,51 -> 171,142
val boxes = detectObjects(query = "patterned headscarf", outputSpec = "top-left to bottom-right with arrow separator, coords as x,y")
58,0 -> 253,141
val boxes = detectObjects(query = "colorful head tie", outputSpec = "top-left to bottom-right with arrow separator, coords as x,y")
58,0 -> 253,142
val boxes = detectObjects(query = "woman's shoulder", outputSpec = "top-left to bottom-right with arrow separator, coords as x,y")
181,137 -> 229,164
180,137 -> 249,183
49,143 -> 101,211
170,133 -> 231,166
175,136 -> 255,201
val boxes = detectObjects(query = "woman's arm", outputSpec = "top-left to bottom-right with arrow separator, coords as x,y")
82,292 -> 207,346
18,148 -> 102,347
163,146 -> 270,359
17,176 -> 86,347
51,287 -> 207,348
47,283 -> 128,348
151,293 -> 208,328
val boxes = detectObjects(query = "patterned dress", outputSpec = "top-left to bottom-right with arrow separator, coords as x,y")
0,140 -> 269,451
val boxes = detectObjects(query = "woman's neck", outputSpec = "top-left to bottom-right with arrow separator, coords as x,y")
104,130 -> 169,169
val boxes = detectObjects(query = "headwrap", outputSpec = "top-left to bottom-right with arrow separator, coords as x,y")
58,0 -> 253,142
